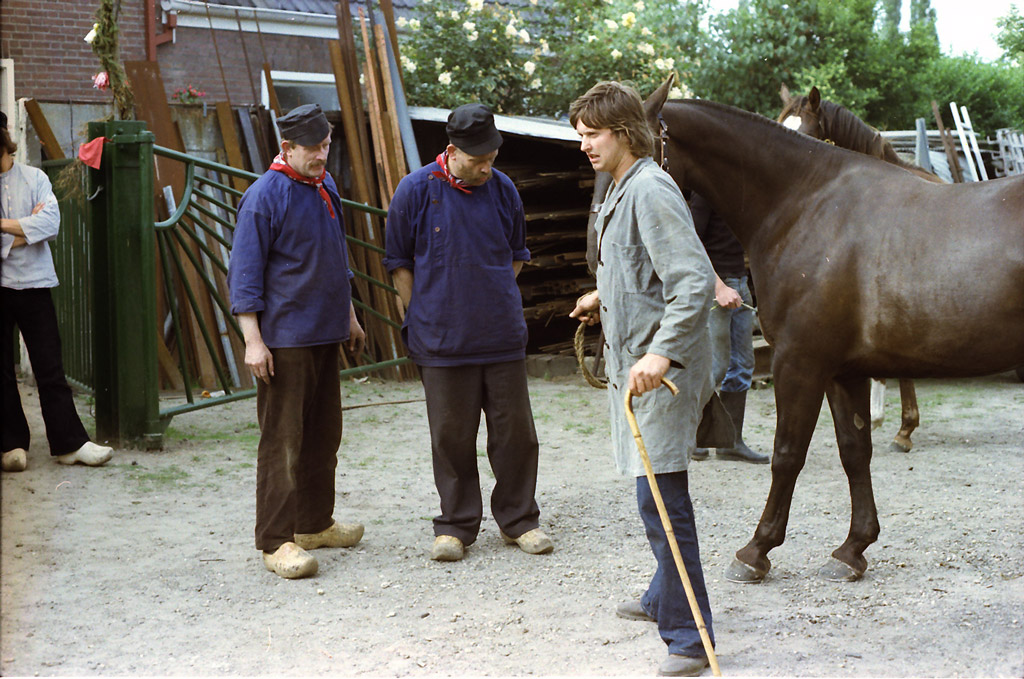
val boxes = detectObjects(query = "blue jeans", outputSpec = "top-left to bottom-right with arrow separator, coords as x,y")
637,472 -> 715,658
710,275 -> 755,393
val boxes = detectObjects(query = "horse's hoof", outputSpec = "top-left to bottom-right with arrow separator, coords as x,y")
818,557 -> 864,582
890,438 -> 912,453
725,558 -> 767,583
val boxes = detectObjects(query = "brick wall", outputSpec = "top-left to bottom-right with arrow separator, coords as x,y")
157,29 -> 333,106
0,0 -> 148,103
0,0 -> 335,107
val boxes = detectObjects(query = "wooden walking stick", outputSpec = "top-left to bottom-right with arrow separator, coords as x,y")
624,378 -> 721,677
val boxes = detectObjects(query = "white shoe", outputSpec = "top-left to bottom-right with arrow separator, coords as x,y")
2,448 -> 28,472
56,441 -> 113,467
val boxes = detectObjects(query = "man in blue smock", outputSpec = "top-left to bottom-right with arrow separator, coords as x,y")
228,104 -> 366,579
384,103 -> 552,562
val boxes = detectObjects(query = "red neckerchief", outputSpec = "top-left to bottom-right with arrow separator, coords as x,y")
269,153 -> 336,218
431,151 -> 472,194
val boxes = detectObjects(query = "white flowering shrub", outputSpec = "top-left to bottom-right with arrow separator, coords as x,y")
398,0 -> 540,114
530,0 -> 701,114
398,0 -> 702,116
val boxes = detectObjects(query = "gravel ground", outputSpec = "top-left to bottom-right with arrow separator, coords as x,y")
2,370 -> 1022,677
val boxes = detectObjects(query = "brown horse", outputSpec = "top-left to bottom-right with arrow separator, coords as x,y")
776,84 -> 941,453
639,78 -> 1024,583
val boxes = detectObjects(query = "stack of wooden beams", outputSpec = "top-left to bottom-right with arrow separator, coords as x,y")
329,0 -> 416,379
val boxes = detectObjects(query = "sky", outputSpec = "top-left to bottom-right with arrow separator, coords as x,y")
705,0 -> 1017,62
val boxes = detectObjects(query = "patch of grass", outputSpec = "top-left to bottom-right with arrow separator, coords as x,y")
127,464 -> 190,490
563,422 -> 595,435
355,455 -> 378,469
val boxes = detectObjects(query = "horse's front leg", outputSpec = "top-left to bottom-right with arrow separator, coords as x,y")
821,375 -> 879,581
891,378 -> 919,452
727,363 -> 825,583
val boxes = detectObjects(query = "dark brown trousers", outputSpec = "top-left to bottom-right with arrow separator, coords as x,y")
255,344 -> 341,553
419,359 -> 541,545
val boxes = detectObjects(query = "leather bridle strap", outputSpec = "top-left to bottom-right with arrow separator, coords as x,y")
657,113 -> 670,172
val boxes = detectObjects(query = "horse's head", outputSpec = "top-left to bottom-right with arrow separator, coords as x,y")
644,74 -> 674,166
777,84 -> 824,139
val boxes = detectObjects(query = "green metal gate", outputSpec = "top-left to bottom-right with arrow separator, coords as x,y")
50,120 -> 408,448
45,158 -> 95,393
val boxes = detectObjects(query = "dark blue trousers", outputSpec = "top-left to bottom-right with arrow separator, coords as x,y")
637,471 -> 715,658
419,360 -> 541,545
1,287 -> 89,456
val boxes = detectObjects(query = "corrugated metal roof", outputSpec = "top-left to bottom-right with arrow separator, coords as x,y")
410,106 -> 579,144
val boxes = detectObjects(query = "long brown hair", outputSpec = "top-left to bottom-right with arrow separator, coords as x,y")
1,126 -> 17,156
569,81 -> 653,158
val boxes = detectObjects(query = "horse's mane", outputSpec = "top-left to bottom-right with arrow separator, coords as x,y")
779,95 -> 915,165
817,101 -> 889,157
677,98 -> 826,146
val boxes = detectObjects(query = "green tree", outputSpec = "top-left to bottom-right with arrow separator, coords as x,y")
996,4 -> 1024,64
910,0 -> 939,47
688,0 -> 821,115
690,0 -> 943,129
922,55 -> 1024,133
879,0 -> 901,41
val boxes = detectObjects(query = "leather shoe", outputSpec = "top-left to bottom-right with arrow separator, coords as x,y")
615,600 -> 655,622
295,520 -> 363,549
2,448 -> 27,472
430,535 -> 465,561
658,654 -> 709,677
263,542 -> 318,579
716,444 -> 769,464
56,441 -> 113,467
501,528 -> 553,554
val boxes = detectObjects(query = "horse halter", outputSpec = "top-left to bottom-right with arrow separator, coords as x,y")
656,114 -> 670,172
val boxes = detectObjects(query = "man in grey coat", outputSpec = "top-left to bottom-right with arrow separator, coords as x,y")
569,81 -> 717,677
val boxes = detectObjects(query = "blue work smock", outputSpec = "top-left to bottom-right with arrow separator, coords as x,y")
228,170 -> 354,349
383,162 -> 529,367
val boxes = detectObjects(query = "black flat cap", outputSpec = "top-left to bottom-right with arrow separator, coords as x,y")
277,103 -> 330,146
447,103 -> 503,156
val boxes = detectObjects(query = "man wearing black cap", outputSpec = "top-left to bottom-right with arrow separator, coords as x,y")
228,103 -> 366,579
384,103 -> 552,562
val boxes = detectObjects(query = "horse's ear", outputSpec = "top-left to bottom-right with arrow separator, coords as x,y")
644,73 -> 675,119
808,86 -> 821,111
780,83 -> 792,105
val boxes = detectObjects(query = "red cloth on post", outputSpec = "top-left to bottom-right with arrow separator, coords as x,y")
77,136 -> 107,169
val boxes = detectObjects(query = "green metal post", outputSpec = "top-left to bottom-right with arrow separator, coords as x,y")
89,120 -> 164,449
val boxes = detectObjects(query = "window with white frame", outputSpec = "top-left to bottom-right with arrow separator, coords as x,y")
262,70 -> 339,114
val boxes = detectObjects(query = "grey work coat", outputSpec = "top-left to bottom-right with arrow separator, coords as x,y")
594,157 -> 715,477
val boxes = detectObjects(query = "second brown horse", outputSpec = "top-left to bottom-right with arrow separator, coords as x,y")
639,78 -> 1024,583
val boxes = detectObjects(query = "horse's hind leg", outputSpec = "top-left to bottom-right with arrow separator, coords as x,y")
869,379 -> 886,429
821,376 -> 879,581
891,378 -> 919,452
728,365 -> 824,583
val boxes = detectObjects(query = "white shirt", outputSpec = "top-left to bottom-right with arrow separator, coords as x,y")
1,161 -> 61,289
